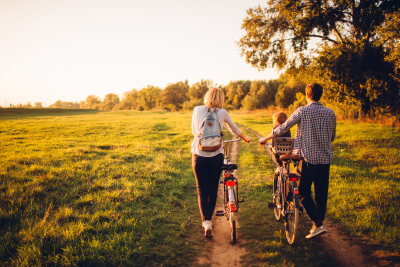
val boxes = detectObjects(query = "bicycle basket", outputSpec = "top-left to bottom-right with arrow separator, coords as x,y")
271,137 -> 295,155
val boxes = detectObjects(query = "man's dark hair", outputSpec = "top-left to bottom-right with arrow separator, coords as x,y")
306,83 -> 323,101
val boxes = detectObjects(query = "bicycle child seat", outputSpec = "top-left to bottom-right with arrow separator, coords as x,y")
271,137 -> 295,155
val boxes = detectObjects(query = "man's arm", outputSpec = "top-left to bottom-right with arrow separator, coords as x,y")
259,132 -> 273,144
259,110 -> 301,144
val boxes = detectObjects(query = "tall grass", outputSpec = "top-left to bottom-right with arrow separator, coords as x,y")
0,111 -> 202,266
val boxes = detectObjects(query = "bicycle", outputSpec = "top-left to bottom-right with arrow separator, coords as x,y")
267,137 -> 303,245
215,138 -> 244,244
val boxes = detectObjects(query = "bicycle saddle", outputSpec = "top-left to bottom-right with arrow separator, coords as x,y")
221,164 -> 237,170
280,154 -> 302,161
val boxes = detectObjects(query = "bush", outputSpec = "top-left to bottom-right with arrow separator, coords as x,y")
288,92 -> 307,114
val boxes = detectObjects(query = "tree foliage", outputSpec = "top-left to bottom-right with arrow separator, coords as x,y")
103,93 -> 120,111
162,81 -> 189,110
34,102 -> 43,108
238,0 -> 400,117
138,86 -> 161,110
187,79 -> 213,100
86,95 -> 101,109
289,92 -> 307,113
242,80 -> 281,110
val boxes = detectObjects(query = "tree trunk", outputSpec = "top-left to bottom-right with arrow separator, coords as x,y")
359,86 -> 370,120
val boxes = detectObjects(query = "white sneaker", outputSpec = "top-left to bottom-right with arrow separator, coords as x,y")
310,223 -> 316,233
202,220 -> 213,238
306,225 -> 327,239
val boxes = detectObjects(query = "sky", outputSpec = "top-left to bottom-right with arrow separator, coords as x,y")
0,0 -> 278,107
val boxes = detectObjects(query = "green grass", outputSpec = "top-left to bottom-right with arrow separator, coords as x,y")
0,108 -> 101,118
231,110 -> 400,265
0,110 -> 202,266
329,122 -> 400,248
2,108 -> 399,266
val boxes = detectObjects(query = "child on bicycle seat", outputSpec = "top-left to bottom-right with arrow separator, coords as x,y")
269,111 -> 291,168
273,111 -> 291,138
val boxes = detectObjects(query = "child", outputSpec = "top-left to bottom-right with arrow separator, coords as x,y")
259,111 -> 291,145
272,111 -> 291,137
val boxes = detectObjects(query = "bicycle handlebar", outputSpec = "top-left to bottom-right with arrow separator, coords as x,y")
224,138 -> 241,143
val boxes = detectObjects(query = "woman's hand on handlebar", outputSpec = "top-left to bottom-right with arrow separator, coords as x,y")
238,133 -> 251,143
243,136 -> 251,143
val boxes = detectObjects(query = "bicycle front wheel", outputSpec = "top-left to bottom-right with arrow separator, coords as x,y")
228,187 -> 237,244
285,182 -> 299,245
230,219 -> 236,244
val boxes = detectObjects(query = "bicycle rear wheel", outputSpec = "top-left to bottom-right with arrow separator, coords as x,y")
273,173 -> 282,221
285,182 -> 299,245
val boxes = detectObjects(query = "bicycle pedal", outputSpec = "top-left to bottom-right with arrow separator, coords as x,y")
215,210 -> 225,216
268,202 -> 276,209
238,197 -> 244,202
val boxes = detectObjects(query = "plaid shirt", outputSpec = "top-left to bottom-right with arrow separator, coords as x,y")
273,102 -> 336,164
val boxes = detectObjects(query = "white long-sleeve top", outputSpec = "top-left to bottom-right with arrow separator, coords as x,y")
191,105 -> 242,157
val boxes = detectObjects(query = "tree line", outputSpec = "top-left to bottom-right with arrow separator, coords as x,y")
3,77 -> 309,112
41,77 -> 310,112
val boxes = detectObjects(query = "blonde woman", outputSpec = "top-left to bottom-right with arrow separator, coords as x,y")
191,88 -> 250,237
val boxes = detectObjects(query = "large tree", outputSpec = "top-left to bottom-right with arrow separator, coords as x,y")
138,86 -> 161,110
162,81 -> 189,109
85,95 -> 101,109
118,89 -> 139,110
103,93 -> 120,111
238,0 -> 400,118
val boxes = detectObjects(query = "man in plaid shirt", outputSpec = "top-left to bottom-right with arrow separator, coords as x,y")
259,83 -> 336,238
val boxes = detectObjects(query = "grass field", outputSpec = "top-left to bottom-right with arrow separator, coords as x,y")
0,109 -> 202,266
1,108 -> 399,266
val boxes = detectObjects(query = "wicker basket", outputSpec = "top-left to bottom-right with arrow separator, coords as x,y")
271,137 -> 295,155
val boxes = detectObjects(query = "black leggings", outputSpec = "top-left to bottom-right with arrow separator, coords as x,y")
192,153 -> 224,222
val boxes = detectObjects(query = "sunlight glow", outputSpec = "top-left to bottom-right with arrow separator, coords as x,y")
0,0 -> 277,106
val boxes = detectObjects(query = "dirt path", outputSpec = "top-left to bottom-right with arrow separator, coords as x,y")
196,140 -> 247,266
241,124 -> 369,267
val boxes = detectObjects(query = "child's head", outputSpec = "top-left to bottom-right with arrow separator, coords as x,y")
273,111 -> 288,127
